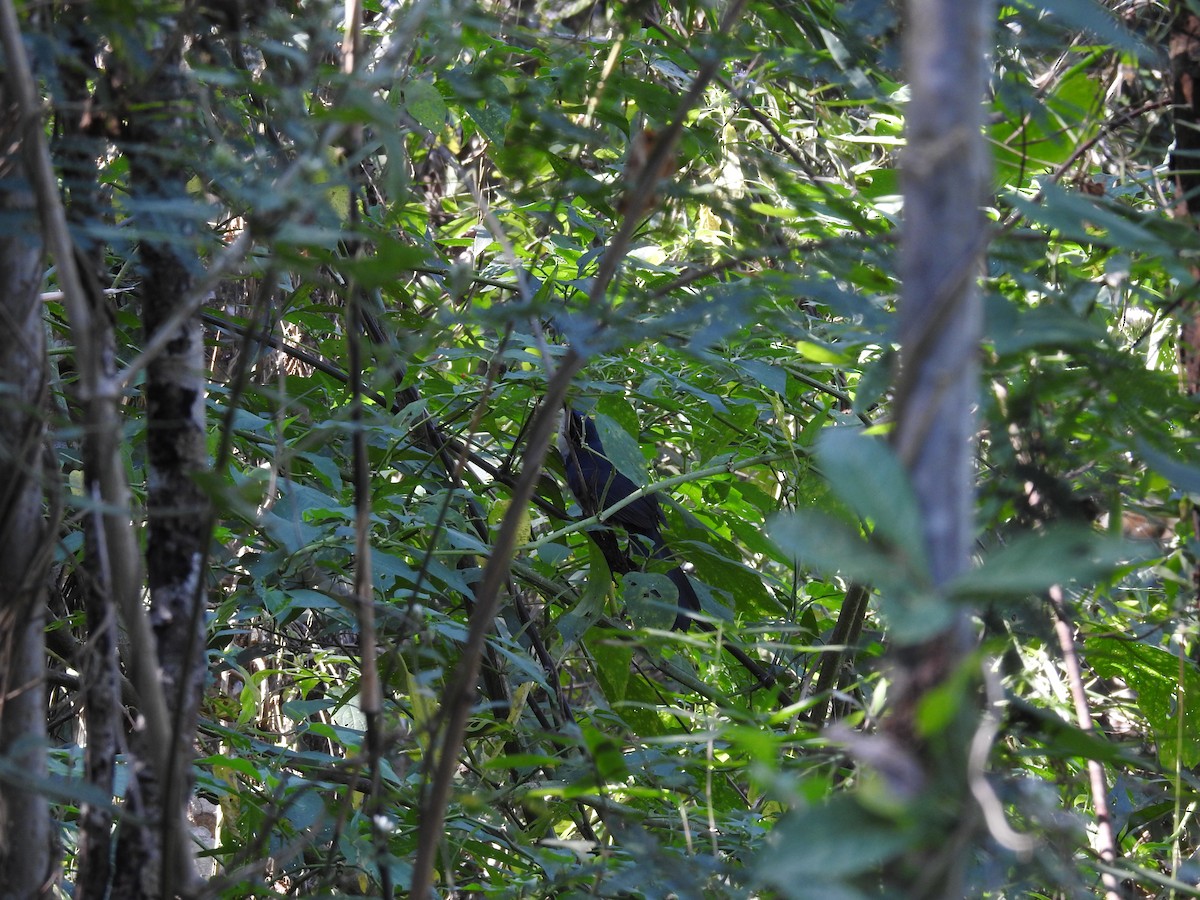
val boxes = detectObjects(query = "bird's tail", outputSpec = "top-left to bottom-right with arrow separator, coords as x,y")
644,532 -> 701,630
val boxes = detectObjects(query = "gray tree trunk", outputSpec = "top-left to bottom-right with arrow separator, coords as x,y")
888,1 -> 990,896
895,0 -> 989,573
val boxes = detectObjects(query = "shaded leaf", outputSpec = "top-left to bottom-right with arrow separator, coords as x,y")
951,526 -> 1138,601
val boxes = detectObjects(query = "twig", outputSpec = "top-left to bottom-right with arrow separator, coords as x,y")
338,0 -> 394,894
523,451 -> 789,551
807,582 -> 870,725
118,0 -> 440,391
1048,585 -> 1122,900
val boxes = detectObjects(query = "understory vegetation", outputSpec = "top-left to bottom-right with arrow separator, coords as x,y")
3,0 -> 1200,897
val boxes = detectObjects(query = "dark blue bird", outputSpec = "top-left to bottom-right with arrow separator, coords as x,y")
557,409 -> 700,630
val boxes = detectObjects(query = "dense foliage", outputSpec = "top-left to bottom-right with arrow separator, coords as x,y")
3,0 -> 1200,896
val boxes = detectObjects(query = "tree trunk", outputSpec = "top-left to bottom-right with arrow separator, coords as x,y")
0,82 -> 55,900
888,1 -> 990,896
111,25 -> 209,899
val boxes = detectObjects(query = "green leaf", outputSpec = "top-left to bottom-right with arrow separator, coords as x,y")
469,105 -> 508,146
373,551 -> 417,592
341,239 -> 432,289
757,794 -> 914,892
580,724 -> 628,782
769,510 -> 951,643
593,413 -> 649,488
1011,185 -> 1162,252
815,428 -> 930,580
621,571 -> 677,630
616,674 -> 674,739
403,79 -> 449,131
950,526 -> 1138,601
556,540 -> 610,644
278,588 -> 344,616
281,698 -> 335,720
1086,637 -> 1200,770
987,298 -> 1108,355
1137,440 -> 1200,495
768,510 -> 886,584
689,547 -> 778,619
735,357 -> 788,395
587,630 -> 633,705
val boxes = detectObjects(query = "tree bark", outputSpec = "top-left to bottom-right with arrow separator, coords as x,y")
888,1 -> 990,896
111,25 -> 209,899
0,82 -> 55,900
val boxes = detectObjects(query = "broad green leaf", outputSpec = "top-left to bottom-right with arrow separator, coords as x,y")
769,510 -> 951,643
1086,637 -> 1200,770
402,79 -> 449,131
281,698 -> 334,720
987,300 -> 1108,356
757,794 -> 914,889
768,510 -> 891,586
1137,440 -> 1200,495
615,675 -> 675,739
690,544 -> 780,619
593,413 -> 650,488
814,428 -> 930,580
1010,185 -> 1162,252
736,358 -> 788,395
586,630 -> 633,705
950,526 -> 1137,601
555,540 -> 610,644
466,101 -> 509,146
621,571 -> 677,630
341,239 -> 432,289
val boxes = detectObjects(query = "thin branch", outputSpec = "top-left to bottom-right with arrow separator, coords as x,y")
806,582 -> 870,726
410,347 -> 587,899
202,309 -> 576,521
997,99 -> 1171,236
338,0 -> 393,894
1048,585 -> 1122,900
523,451 -> 791,552
967,660 -> 1034,855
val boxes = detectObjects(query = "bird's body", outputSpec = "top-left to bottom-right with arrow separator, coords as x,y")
555,409 -> 793,703
558,409 -> 700,630
559,410 -> 661,534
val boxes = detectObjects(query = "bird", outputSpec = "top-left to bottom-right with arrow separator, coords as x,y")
555,408 -> 795,704
557,408 -> 700,631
